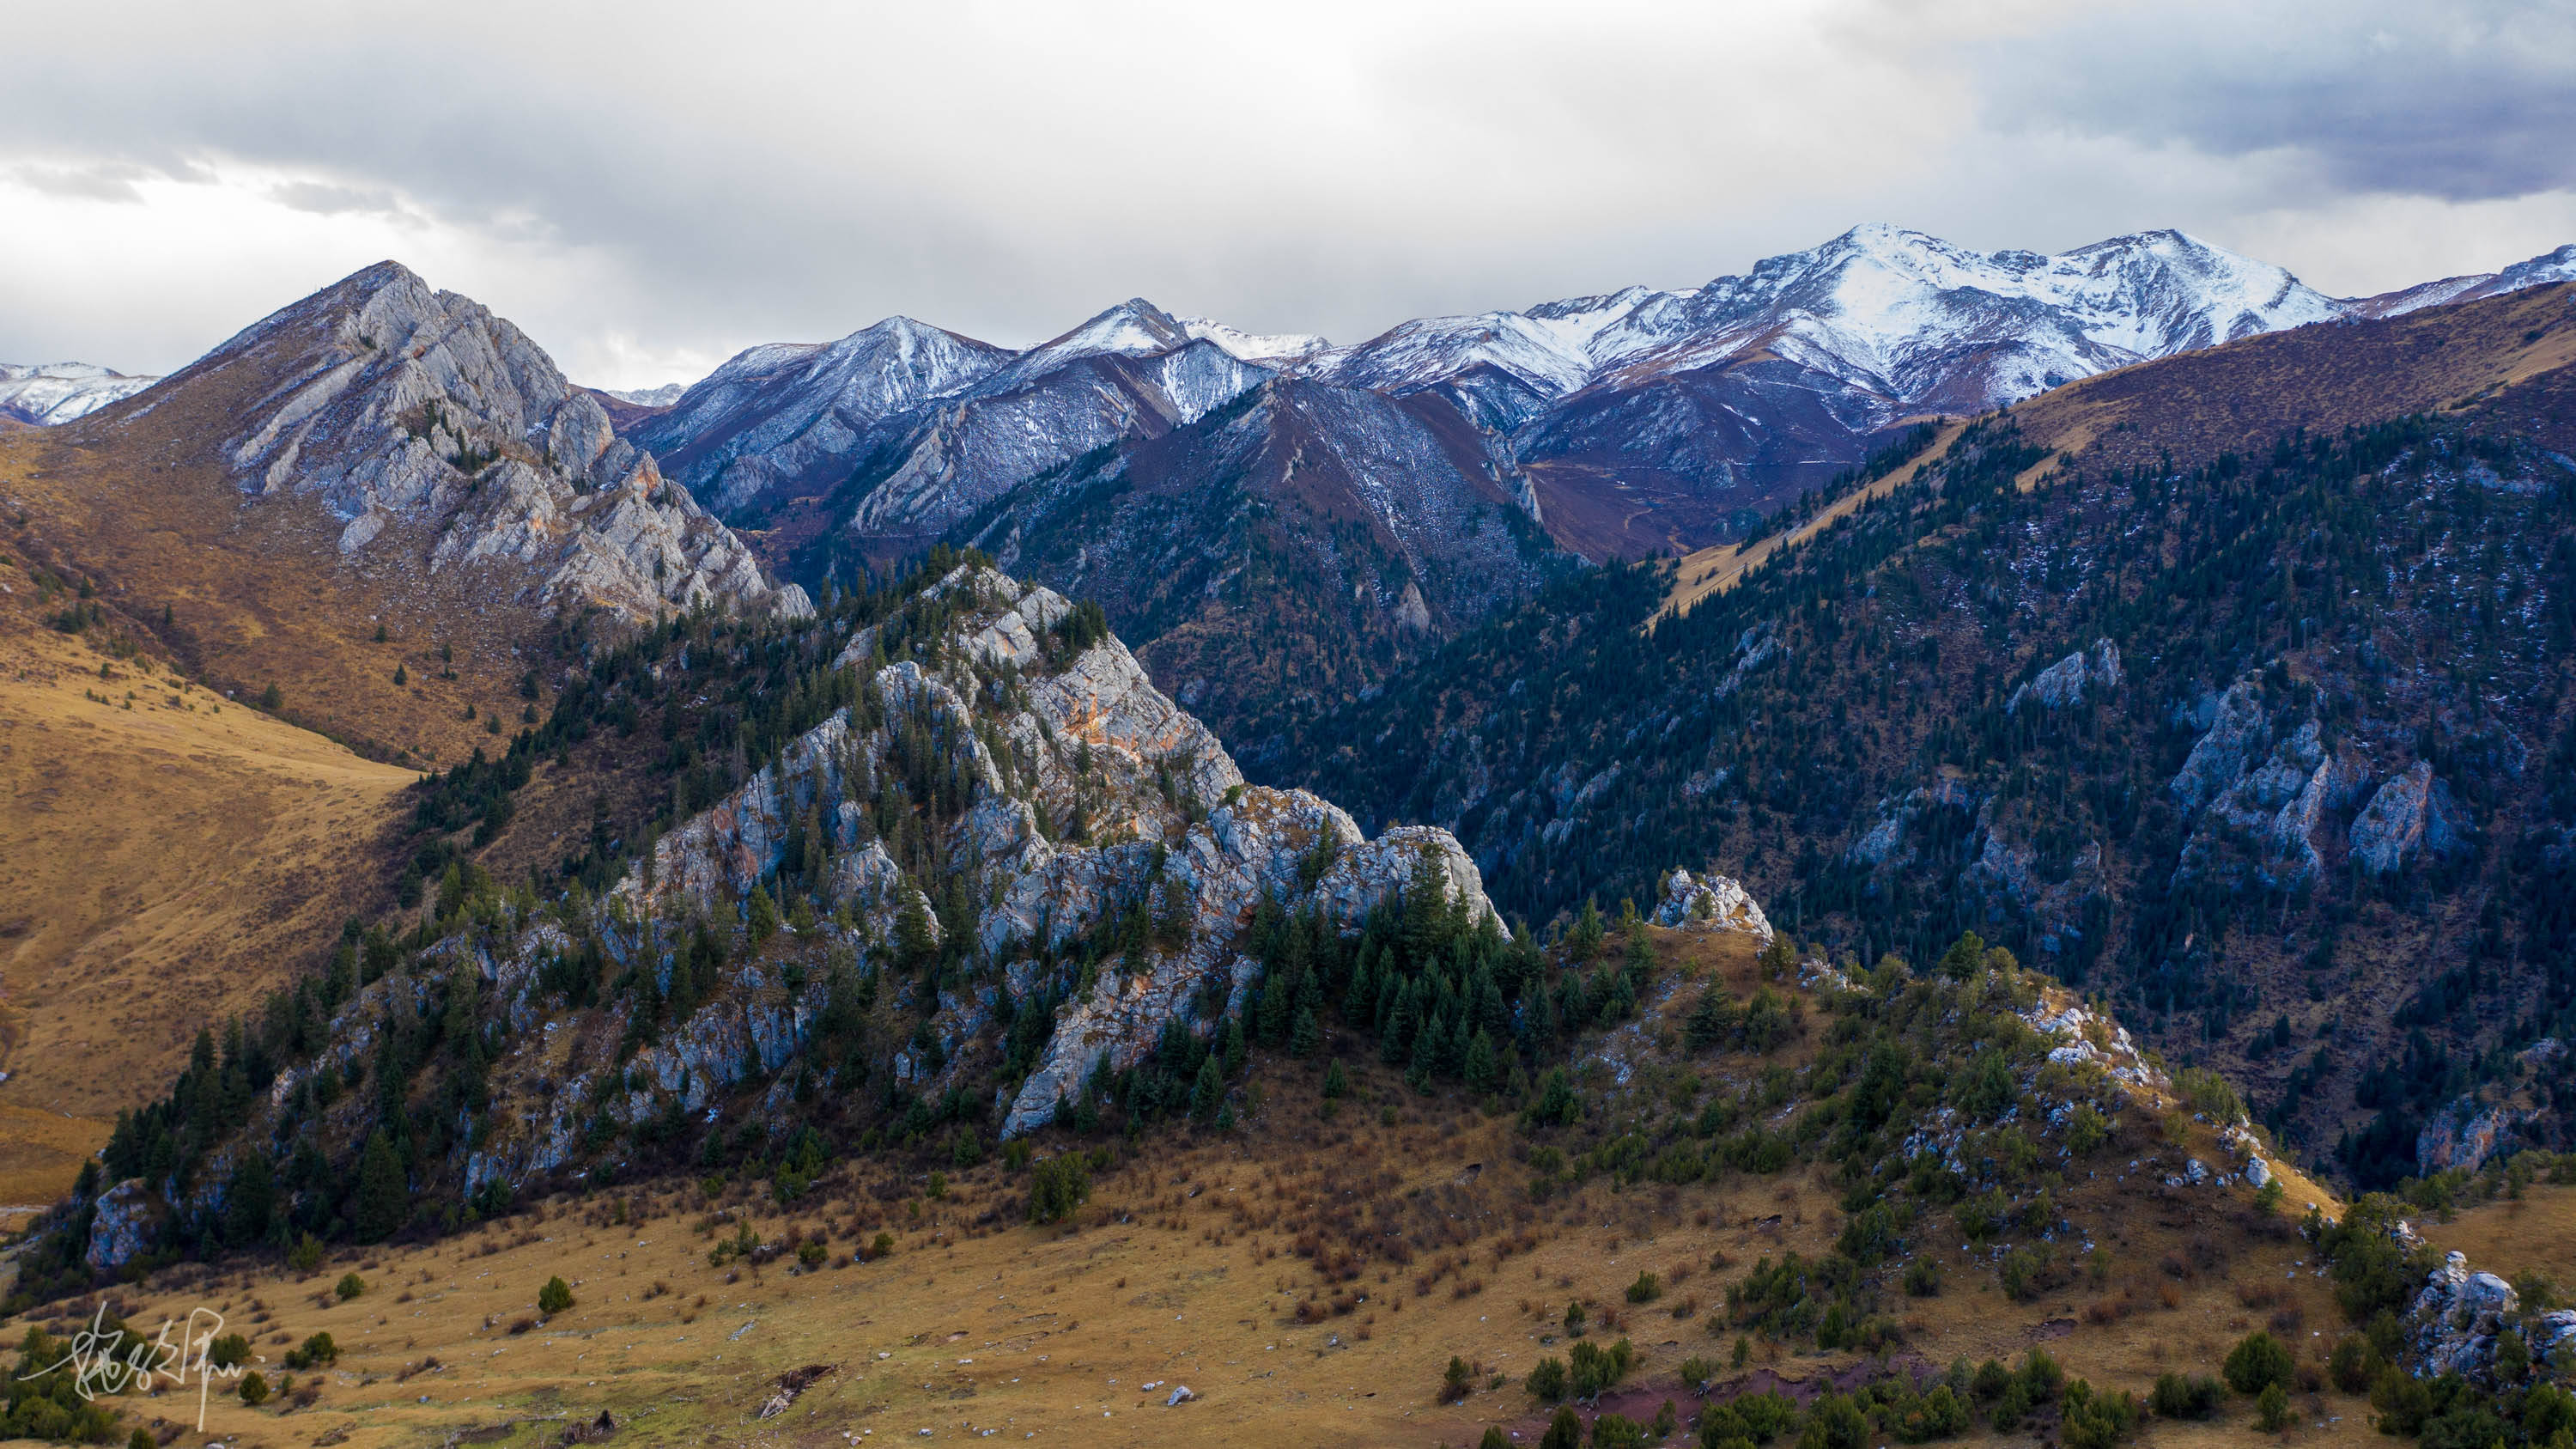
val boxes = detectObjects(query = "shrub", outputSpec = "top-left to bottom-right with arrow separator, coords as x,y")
2173,1067 -> 2244,1122
871,1232 -> 895,1258
1970,1360 -> 2012,1400
1441,1355 -> 1473,1403
289,1233 -> 325,1273
2255,1383 -> 2291,1432
206,1332 -> 251,1368
1540,1405 -> 1584,1449
1029,1154 -> 1091,1224
1999,1246 -> 2044,1300
2223,1330 -> 2295,1396
1594,1413 -> 1643,1449
2328,1337 -> 2371,1395
239,1371 -> 270,1406
1990,1380 -> 2029,1433
1527,1356 -> 1569,1402
2061,1380 -> 2142,1449
2065,1104 -> 2110,1155
336,1272 -> 366,1301
1802,1392 -> 1869,1449
1568,1337 -> 1635,1397
538,1276 -> 574,1315
1903,1257 -> 1943,1297
282,1332 -> 338,1369
1627,1271 -> 1663,1304
2018,1348 -> 2065,1403
2149,1373 -> 2224,1418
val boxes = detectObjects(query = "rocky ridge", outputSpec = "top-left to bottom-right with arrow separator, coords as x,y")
94,564 -> 1500,1257
81,262 -> 799,624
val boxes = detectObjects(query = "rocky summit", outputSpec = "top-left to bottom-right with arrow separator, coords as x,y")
81,261 -> 800,624
113,563 -> 1503,1237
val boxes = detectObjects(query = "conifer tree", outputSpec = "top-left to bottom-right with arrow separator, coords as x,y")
353,1128 -> 407,1243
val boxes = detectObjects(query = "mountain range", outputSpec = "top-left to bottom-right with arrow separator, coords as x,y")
9,216 -> 2576,1449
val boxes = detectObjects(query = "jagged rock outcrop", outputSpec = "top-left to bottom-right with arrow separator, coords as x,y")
245,564 -> 1503,1197
1650,869 -> 1773,941
2401,1242 -> 2566,1371
88,261 -> 795,624
83,1178 -> 166,1273
2008,639 -> 2122,713
2351,761 -> 2475,874
2416,1094 -> 2532,1175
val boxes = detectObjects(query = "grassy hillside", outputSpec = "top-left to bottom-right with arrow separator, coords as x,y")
0,576 -> 413,1213
0,925 -> 2382,1449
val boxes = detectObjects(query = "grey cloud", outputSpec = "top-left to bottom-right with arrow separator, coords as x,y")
268,179 -> 408,217
10,158 -> 161,204
1970,0 -> 2576,202
0,2 -> 2565,380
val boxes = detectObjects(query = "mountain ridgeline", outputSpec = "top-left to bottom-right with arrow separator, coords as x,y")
1263,286 -> 2576,1191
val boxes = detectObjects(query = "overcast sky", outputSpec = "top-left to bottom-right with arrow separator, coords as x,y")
3,0 -> 2572,388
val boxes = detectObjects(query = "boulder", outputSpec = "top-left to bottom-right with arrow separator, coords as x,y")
1651,869 -> 1774,941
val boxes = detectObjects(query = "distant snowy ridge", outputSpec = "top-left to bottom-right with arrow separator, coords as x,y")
602,382 -> 686,407
0,362 -> 160,426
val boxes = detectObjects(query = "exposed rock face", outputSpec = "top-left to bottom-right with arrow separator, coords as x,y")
83,1178 -> 165,1273
2350,761 -> 2474,874
2169,681 -> 2272,813
1845,777 -> 1977,870
1650,869 -> 1773,941
263,565 -> 1502,1196
2008,638 -> 2121,712
90,261 -> 792,624
2416,1094 -> 2531,1175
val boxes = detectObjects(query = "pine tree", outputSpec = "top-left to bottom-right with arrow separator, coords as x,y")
746,884 -> 781,944
1222,1016 -> 1248,1076
1189,1055 -> 1225,1122
1290,1003 -> 1320,1059
896,886 -> 935,971
227,1153 -> 274,1245
393,664 -> 408,686
353,1129 -> 408,1243
1465,1029 -> 1498,1094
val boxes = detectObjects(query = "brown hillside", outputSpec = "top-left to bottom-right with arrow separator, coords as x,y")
0,927 -> 2368,1449
2014,281 -> 2576,472
0,417 -> 561,774
0,604 -> 411,1206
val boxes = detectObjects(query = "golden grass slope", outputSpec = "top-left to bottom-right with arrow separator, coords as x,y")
0,421 -> 555,773
1657,418 -> 1966,624
0,927 -> 2388,1449
0,603 -> 410,1202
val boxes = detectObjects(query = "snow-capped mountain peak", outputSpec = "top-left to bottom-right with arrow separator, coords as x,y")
0,361 -> 161,426
1177,315 -> 1332,367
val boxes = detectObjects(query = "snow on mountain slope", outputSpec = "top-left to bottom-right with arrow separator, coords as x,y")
0,362 -> 160,426
2349,244 -> 2576,319
1178,315 -> 1331,366
1329,225 -> 2348,414
603,382 -> 685,407
630,316 -> 1010,514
